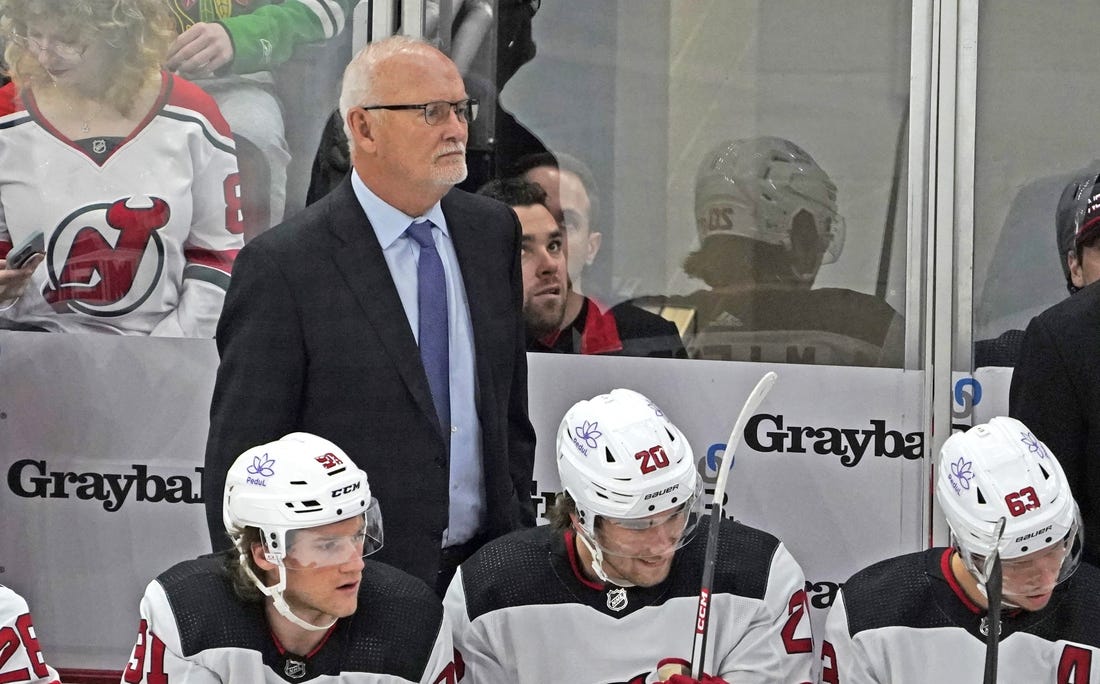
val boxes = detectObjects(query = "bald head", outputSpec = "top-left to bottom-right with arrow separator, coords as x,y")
339,36 -> 470,216
339,36 -> 455,142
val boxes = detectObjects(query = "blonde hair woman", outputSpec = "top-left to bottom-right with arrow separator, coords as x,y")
0,0 -> 244,336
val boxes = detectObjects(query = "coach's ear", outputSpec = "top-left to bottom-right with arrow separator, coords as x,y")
1069,250 -> 1088,289
347,108 -> 378,153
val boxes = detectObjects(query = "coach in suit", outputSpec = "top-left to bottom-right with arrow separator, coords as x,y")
203,35 -> 536,594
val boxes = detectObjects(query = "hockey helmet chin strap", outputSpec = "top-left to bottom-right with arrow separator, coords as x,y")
575,528 -> 636,588
241,551 -> 337,632
962,518 -> 1024,610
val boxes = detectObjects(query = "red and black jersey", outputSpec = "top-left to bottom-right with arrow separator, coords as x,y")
444,519 -> 815,683
122,554 -> 456,683
0,73 -> 242,336
821,548 -> 1100,683
0,586 -> 60,684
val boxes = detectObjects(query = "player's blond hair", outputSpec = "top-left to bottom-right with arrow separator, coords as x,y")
0,0 -> 175,116
225,526 -> 267,603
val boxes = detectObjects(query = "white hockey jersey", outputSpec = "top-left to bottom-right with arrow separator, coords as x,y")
0,585 -> 60,684
444,520 -> 815,684
121,555 -> 457,683
0,73 -> 243,337
821,548 -> 1100,683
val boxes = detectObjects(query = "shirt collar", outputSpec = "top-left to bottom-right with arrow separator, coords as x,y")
351,172 -> 449,248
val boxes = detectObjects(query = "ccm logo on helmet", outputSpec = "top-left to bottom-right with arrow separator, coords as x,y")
332,482 -> 361,497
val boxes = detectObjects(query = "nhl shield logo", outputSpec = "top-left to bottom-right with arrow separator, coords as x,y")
606,587 -> 628,612
92,139 -> 107,154
284,657 -> 307,679
979,615 -> 1002,638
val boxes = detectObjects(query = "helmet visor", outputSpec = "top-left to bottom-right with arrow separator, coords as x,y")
966,521 -> 1083,600
284,500 -> 384,570
593,483 -> 703,559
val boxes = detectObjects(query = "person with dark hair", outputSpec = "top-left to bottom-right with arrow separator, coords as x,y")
511,151 -> 604,297
123,433 -> 455,682
204,35 -> 536,596
1010,173 -> 1100,569
0,0 -> 242,336
974,167 -> 1100,367
478,176 -> 685,358
1055,168 -> 1100,294
444,388 -> 814,683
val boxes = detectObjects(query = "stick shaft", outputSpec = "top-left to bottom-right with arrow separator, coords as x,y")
983,518 -> 1007,684
690,371 -> 777,678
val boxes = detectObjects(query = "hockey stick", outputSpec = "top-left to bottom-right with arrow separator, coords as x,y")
982,517 -> 1007,684
690,371 -> 778,679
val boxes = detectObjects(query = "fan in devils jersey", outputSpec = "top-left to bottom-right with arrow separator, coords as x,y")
443,388 -> 815,683
0,585 -> 60,684
820,416 -> 1100,683
0,0 -> 242,336
121,433 -> 457,683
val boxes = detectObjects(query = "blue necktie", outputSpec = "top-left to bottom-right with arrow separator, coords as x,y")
407,220 -> 450,433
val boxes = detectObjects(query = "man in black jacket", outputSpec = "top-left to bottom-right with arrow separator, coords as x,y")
1010,171 -> 1100,567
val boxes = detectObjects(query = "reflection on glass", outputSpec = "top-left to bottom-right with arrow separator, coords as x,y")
503,0 -> 910,367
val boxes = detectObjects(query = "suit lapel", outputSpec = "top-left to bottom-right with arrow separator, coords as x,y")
444,191 -> 494,417
326,180 -> 444,441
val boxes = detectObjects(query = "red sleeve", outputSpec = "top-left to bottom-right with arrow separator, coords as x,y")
163,72 -> 234,138
0,82 -> 25,116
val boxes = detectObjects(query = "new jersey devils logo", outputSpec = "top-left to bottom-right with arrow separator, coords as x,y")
43,196 -> 169,317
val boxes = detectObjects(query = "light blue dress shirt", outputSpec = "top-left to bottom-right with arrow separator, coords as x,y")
351,173 -> 485,546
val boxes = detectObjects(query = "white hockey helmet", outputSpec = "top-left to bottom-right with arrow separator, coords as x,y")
223,433 -> 383,630
694,136 -> 846,280
557,388 -> 701,538
937,417 -> 1081,589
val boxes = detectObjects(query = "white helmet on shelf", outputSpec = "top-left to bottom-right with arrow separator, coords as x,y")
223,432 -> 382,630
694,136 -> 845,281
937,417 -> 1081,596
556,389 -> 701,585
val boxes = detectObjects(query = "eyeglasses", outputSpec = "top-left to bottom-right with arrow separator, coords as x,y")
5,32 -> 87,61
360,98 -> 479,126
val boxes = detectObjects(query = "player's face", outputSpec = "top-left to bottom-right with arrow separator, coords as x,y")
364,50 -> 469,190
518,203 -> 568,336
280,516 -> 367,624
999,543 -> 1069,611
524,167 -> 600,284
594,507 -> 688,588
